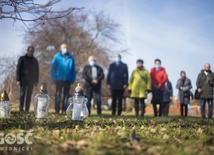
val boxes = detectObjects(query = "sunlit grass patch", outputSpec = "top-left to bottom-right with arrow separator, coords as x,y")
0,110 -> 213,155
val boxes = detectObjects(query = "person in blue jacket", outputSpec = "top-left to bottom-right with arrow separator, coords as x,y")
107,54 -> 128,116
51,43 -> 76,114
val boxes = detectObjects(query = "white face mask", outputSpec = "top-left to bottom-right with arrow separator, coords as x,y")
62,48 -> 68,55
115,57 -> 121,62
89,61 -> 96,66
155,65 -> 160,70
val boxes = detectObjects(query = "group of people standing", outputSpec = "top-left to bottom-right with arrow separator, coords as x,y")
16,43 -> 213,119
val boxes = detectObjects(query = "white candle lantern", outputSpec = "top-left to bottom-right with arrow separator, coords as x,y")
66,83 -> 89,121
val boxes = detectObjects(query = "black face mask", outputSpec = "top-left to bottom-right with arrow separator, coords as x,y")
137,66 -> 143,70
181,76 -> 186,79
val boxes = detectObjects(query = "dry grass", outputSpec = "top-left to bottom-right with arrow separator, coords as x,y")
0,110 -> 213,155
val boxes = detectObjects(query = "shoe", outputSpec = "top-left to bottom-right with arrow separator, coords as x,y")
141,113 -> 144,117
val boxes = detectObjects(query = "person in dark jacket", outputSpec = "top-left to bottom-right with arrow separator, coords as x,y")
176,71 -> 192,117
106,54 -> 128,116
196,63 -> 214,119
51,43 -> 76,114
162,77 -> 173,116
16,46 -> 39,112
82,56 -> 104,115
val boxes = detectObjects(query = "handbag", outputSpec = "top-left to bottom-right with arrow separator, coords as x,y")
194,89 -> 200,99
183,91 -> 191,98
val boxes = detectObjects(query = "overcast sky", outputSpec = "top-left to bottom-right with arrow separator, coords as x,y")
0,0 -> 214,95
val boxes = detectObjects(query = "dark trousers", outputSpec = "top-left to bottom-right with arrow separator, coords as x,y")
153,103 -> 163,117
162,102 -> 170,116
55,81 -> 71,113
19,81 -> 34,112
152,91 -> 164,117
134,98 -> 146,117
200,99 -> 213,119
180,104 -> 188,117
86,87 -> 102,115
111,89 -> 124,116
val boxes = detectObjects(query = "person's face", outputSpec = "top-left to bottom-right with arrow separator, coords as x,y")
204,64 -> 210,71
115,54 -> 121,59
137,62 -> 143,68
155,61 -> 161,66
181,73 -> 186,78
88,57 -> 94,63
60,44 -> 67,51
115,54 -> 121,62
27,47 -> 34,57
88,57 -> 96,66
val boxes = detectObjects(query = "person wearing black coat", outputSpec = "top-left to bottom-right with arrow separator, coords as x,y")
16,46 -> 39,112
162,78 -> 173,116
107,54 -> 128,116
82,56 -> 104,115
196,63 -> 214,119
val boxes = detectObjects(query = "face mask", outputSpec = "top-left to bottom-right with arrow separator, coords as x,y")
155,65 -> 160,70
137,66 -> 143,70
90,61 -> 96,66
62,48 -> 68,55
115,57 -> 121,63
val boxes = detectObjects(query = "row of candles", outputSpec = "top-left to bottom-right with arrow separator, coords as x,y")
0,83 -> 89,121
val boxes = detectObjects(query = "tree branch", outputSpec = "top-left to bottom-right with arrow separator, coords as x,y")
0,0 -> 84,25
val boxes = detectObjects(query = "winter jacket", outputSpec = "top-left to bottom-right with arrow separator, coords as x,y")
128,68 -> 151,98
163,80 -> 173,102
16,54 -> 39,84
106,62 -> 128,90
51,52 -> 76,83
150,67 -> 167,91
82,65 -> 104,89
176,77 -> 192,104
196,70 -> 214,99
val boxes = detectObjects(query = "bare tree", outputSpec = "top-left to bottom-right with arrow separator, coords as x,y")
0,56 -> 19,102
0,0 -> 83,26
0,10 -> 126,108
25,10 -> 125,96
26,10 -> 123,72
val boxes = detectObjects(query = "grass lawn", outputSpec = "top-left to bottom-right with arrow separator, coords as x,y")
0,110 -> 213,155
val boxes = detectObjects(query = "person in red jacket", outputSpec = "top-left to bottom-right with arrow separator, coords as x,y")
150,59 -> 167,117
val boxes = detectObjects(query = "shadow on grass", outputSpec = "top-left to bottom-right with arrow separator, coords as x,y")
0,111 -> 85,130
0,111 -> 213,131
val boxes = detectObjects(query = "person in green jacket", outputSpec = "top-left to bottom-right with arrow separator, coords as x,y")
128,59 -> 151,117
196,63 -> 214,119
